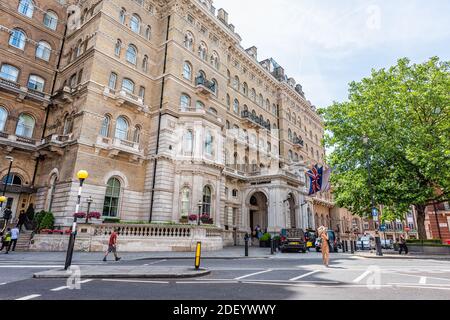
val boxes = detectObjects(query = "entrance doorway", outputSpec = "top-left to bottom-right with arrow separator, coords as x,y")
248,192 -> 268,232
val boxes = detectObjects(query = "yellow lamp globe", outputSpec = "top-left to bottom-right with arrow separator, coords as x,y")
77,170 -> 89,180
0,196 -> 7,203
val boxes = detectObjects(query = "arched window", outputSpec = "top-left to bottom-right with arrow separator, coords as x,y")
226,94 -> 230,110
119,8 -> 126,24
108,72 -> 117,89
198,42 -> 207,60
43,10 -> 58,30
293,112 -> 296,124
145,25 -> 151,40
243,82 -> 248,96
233,76 -> 240,91
210,51 -> 219,69
181,187 -> 190,216
15,113 -> 35,138
272,104 -> 277,115
114,39 -> 121,56
121,78 -> 134,93
100,115 -> 111,137
211,79 -> 218,95
202,186 -> 212,215
196,101 -> 204,111
142,55 -> 148,72
288,150 -> 293,161
208,107 -> 217,115
0,64 -> 19,82
250,88 -> 256,101
130,14 -> 141,33
115,116 -> 129,140
184,130 -> 193,153
180,94 -> 191,111
2,173 -> 22,186
0,107 -> 8,132
63,114 -> 73,135
258,94 -> 263,106
18,0 -> 34,18
233,99 -> 239,114
27,75 -> 45,92
126,45 -> 137,64
133,126 -> 141,143
183,61 -> 192,80
9,29 -> 26,50
103,177 -> 121,217
232,189 -> 238,198
266,99 -> 270,111
205,131 -> 213,156
184,32 -> 194,50
288,129 -> 293,141
36,41 -> 51,61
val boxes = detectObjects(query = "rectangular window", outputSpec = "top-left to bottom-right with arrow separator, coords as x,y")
139,86 -> 145,101
108,73 -> 117,89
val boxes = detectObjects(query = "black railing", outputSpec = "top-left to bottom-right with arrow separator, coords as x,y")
241,110 -> 271,130
293,136 -> 304,147
195,76 -> 216,93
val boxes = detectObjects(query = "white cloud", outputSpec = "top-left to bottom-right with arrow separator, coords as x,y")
213,0 -> 450,107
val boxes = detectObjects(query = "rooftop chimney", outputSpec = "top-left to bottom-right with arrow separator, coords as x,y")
218,8 -> 229,25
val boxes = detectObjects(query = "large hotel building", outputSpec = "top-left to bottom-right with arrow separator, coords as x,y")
0,0 -> 337,237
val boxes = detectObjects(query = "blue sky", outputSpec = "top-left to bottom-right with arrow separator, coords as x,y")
213,0 -> 450,108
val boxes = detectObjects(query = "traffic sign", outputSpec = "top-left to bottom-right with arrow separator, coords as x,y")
372,208 -> 378,217
380,224 -> 386,232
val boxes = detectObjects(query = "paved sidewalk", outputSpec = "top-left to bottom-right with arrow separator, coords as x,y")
354,251 -> 450,260
33,266 -> 210,279
0,246 -> 272,262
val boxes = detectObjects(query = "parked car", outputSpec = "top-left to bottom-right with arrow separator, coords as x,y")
381,239 -> 393,249
356,236 -> 375,250
315,230 -> 338,253
280,229 -> 307,253
304,230 -> 317,251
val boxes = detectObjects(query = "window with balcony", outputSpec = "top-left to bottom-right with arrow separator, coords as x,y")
18,0 -> 34,18
130,14 -> 141,34
35,41 -> 51,61
43,10 -> 58,30
0,107 -> 8,132
115,116 -> 129,140
121,78 -> 134,93
126,45 -> 137,64
0,64 -> 19,82
27,75 -> 45,92
9,29 -> 26,50
15,113 -> 35,138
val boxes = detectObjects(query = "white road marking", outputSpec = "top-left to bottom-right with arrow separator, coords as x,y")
353,270 -> 372,283
101,279 -> 169,284
0,282 -> 7,285
234,269 -> 272,280
0,265 -> 62,268
419,277 -> 427,284
178,281 -> 239,284
392,272 -> 450,283
147,259 -> 167,265
15,294 -> 41,300
290,270 -> 320,281
50,279 -> 93,291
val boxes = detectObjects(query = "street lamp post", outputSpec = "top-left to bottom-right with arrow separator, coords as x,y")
1,156 -> 14,231
197,200 -> 202,226
85,196 -> 93,224
64,170 -> 89,270
363,137 -> 383,256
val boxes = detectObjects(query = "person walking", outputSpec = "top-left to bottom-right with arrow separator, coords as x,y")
17,211 -> 27,231
2,228 -> 11,254
103,228 -> 121,262
9,226 -> 19,252
399,235 -> 408,255
318,226 -> 330,267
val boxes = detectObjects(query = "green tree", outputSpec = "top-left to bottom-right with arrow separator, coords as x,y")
321,57 -> 450,239
39,212 -> 55,231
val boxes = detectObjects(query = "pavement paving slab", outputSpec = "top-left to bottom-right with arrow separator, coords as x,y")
33,266 -> 210,279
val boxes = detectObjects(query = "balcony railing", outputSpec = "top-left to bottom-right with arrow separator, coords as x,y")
0,78 -> 20,89
195,76 -> 216,95
0,78 -> 50,103
96,136 -> 142,156
293,136 -> 304,147
241,110 -> 271,130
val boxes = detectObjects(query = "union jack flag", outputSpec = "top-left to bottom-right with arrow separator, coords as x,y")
306,165 -> 323,195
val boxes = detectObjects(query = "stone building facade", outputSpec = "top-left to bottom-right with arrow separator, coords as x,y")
0,0 -> 333,236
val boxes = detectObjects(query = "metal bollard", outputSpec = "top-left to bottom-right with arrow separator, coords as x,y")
350,240 -> 355,254
344,240 -> 348,252
244,234 -> 249,257
270,239 -> 274,255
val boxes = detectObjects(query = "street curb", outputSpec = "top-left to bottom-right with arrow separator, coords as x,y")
354,254 -> 450,260
133,256 -> 271,261
33,268 -> 211,279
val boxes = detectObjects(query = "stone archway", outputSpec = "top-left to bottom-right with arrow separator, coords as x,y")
248,191 -> 268,232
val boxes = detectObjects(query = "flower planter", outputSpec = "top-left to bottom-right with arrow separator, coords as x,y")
89,218 -> 103,225
259,240 -> 271,248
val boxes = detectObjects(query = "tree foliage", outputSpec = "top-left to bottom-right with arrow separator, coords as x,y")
320,57 -> 450,239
